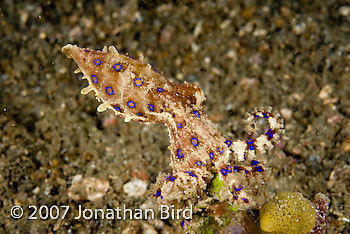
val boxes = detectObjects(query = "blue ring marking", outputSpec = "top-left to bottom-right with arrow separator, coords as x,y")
177,123 -> 182,128
137,112 -> 142,116
157,88 -> 164,92
254,166 -> 263,172
245,170 -> 249,174
266,128 -> 271,135
165,175 -> 172,180
84,49 -> 89,52
195,161 -> 203,166
227,165 -> 232,173
148,104 -> 154,111
209,152 -> 214,159
251,160 -> 259,166
181,220 -> 184,227
233,195 -> 238,200
94,59 -> 101,65
218,147 -> 223,153
225,140 -> 232,147
172,114 -> 175,118
247,139 -> 254,144
191,138 -> 199,147
170,177 -> 176,181
254,114 -> 259,118
233,166 -> 240,172
127,101 -> 135,108
134,78 -> 143,87
221,168 -> 228,176
263,113 -> 268,118
242,198 -> 249,203
269,133 -> 274,138
234,185 -> 243,192
154,191 -> 161,197
185,171 -> 197,178
249,146 -> 255,150
177,148 -> 183,158
91,75 -> 98,84
114,106 -> 121,112
106,87 -> 113,95
114,63 -> 122,71
194,111 -> 200,118
160,109 -> 163,113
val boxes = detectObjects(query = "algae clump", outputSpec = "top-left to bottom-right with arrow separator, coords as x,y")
209,173 -> 225,196
260,192 -> 316,234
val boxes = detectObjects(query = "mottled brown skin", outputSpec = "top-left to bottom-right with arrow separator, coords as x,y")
62,44 -> 284,209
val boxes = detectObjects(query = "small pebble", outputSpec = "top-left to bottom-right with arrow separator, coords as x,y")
339,6 -> 350,16
292,22 -> 306,35
68,176 -> 110,201
280,108 -> 293,119
123,179 -> 148,198
318,84 -> 332,100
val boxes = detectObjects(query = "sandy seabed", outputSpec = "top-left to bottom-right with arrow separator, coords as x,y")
0,0 -> 349,233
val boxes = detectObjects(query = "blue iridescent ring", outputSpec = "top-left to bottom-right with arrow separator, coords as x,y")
254,166 -> 263,172
91,75 -> 98,84
242,198 -> 249,203
106,87 -> 114,95
177,148 -> 183,158
157,88 -> 164,92
148,104 -> 155,111
209,152 -> 214,159
218,147 -> 223,153
221,169 -> 228,176
191,138 -> 199,147
134,78 -> 143,87
195,161 -> 203,166
194,111 -> 200,118
94,59 -> 101,65
114,106 -> 121,112
177,123 -> 182,128
225,140 -> 232,147
154,191 -> 161,197
127,101 -> 135,108
114,63 -> 122,71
